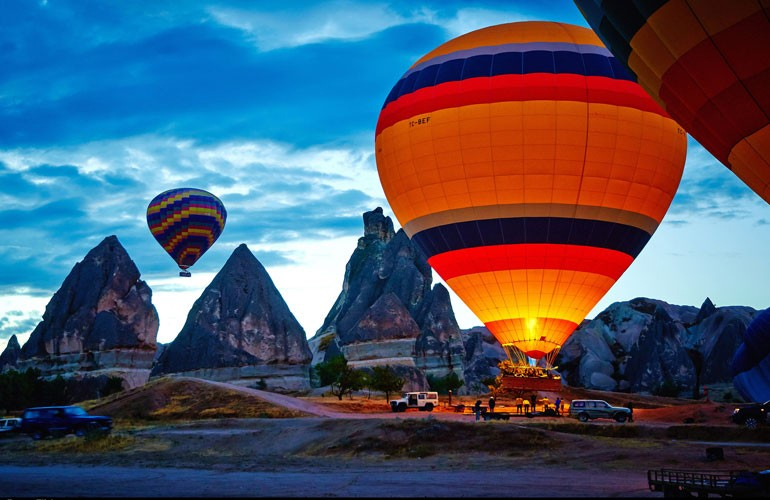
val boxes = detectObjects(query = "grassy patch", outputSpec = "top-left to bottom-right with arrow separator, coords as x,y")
85,378 -> 311,422
317,418 -> 558,458
33,433 -> 135,453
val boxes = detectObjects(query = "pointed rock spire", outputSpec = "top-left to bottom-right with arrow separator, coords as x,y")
151,243 -> 312,392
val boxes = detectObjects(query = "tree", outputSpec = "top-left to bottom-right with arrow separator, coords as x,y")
367,365 -> 405,402
426,371 -> 464,395
483,375 -> 503,398
313,355 -> 367,400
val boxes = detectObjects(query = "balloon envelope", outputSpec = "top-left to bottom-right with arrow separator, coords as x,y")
146,188 -> 227,273
575,0 -> 770,204
732,308 -> 770,402
375,21 -> 686,362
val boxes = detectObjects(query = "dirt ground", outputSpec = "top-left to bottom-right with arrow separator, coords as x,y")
1,378 -> 768,498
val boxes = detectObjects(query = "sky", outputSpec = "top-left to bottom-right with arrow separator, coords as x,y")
2,0 -> 769,352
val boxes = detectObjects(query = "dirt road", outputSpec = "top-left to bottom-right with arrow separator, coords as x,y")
0,463 -> 655,497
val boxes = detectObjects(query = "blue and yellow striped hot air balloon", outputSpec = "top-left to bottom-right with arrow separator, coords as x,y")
375,21 -> 687,366
146,188 -> 227,277
575,0 -> 770,204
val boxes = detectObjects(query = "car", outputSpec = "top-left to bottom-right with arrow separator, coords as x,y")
731,400 -> 770,430
389,392 -> 439,412
0,417 -> 22,435
568,399 -> 632,423
20,405 -> 113,440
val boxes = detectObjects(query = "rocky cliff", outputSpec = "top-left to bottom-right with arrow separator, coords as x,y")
308,208 -> 467,392
151,244 -> 313,392
15,235 -> 158,391
555,297 -> 755,396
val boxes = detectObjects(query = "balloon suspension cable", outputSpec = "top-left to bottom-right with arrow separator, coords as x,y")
543,348 -> 561,371
503,344 -> 530,367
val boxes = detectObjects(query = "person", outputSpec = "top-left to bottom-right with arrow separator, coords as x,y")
555,397 -> 562,415
474,399 -> 482,422
515,397 -> 523,414
530,393 -> 538,412
626,401 -> 634,422
488,396 -> 496,413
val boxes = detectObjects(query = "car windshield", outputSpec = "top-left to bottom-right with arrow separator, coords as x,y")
63,407 -> 88,416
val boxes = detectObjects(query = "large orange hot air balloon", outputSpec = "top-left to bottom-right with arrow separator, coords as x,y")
375,21 -> 687,366
574,0 -> 770,204
146,188 -> 227,277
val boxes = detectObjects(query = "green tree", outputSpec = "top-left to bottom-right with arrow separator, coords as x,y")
367,365 -> 405,402
426,371 -> 464,395
313,355 -> 368,400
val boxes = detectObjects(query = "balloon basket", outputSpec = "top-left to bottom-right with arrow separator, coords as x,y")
500,374 -> 562,393
179,270 -> 191,277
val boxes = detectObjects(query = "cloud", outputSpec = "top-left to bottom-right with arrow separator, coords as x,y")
0,134 -> 386,294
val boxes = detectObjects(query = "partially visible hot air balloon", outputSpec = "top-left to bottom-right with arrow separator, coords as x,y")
574,1 -> 770,204
732,308 -> 770,403
146,188 -> 227,277
375,21 -> 687,367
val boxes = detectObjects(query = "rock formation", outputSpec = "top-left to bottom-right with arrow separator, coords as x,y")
308,208 -> 467,392
16,235 -> 158,391
151,244 -> 313,392
460,326 -> 507,393
0,335 -> 20,372
555,297 -> 755,395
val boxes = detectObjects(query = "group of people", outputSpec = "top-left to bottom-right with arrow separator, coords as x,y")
473,394 -> 565,420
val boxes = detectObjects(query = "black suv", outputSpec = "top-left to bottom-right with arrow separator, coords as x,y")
731,400 -> 770,430
20,406 -> 112,440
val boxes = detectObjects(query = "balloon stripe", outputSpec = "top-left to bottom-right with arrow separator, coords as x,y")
377,74 -> 663,135
403,204 -> 659,237
428,243 -> 632,281
412,217 -> 650,259
386,47 -> 633,108
410,21 -> 608,67
403,41 -> 615,79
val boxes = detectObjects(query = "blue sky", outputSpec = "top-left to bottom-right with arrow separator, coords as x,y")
2,0 -> 769,351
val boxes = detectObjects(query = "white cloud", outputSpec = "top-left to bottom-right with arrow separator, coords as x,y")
207,2 -> 527,51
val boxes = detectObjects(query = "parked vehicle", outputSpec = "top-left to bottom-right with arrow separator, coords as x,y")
568,399 -> 631,423
20,406 -> 112,440
390,392 -> 439,412
0,417 -> 22,434
731,400 -> 770,430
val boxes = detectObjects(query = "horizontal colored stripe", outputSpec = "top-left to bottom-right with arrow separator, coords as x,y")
428,243 -> 633,281
376,73 -> 665,135
385,47 -> 633,107
410,22 -> 607,68
403,204 -> 660,238
411,217 -> 651,260
405,41 -> 614,77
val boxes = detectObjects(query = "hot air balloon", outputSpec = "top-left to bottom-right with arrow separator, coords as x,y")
375,21 -> 687,368
146,188 -> 227,277
574,1 -> 770,204
732,308 -> 770,403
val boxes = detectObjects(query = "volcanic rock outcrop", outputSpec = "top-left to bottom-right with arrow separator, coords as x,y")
15,235 -> 158,391
555,297 -> 755,395
151,244 -> 313,392
0,335 -> 21,372
308,208 -> 467,392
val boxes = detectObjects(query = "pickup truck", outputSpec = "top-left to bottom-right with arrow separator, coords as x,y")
20,405 -> 113,440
